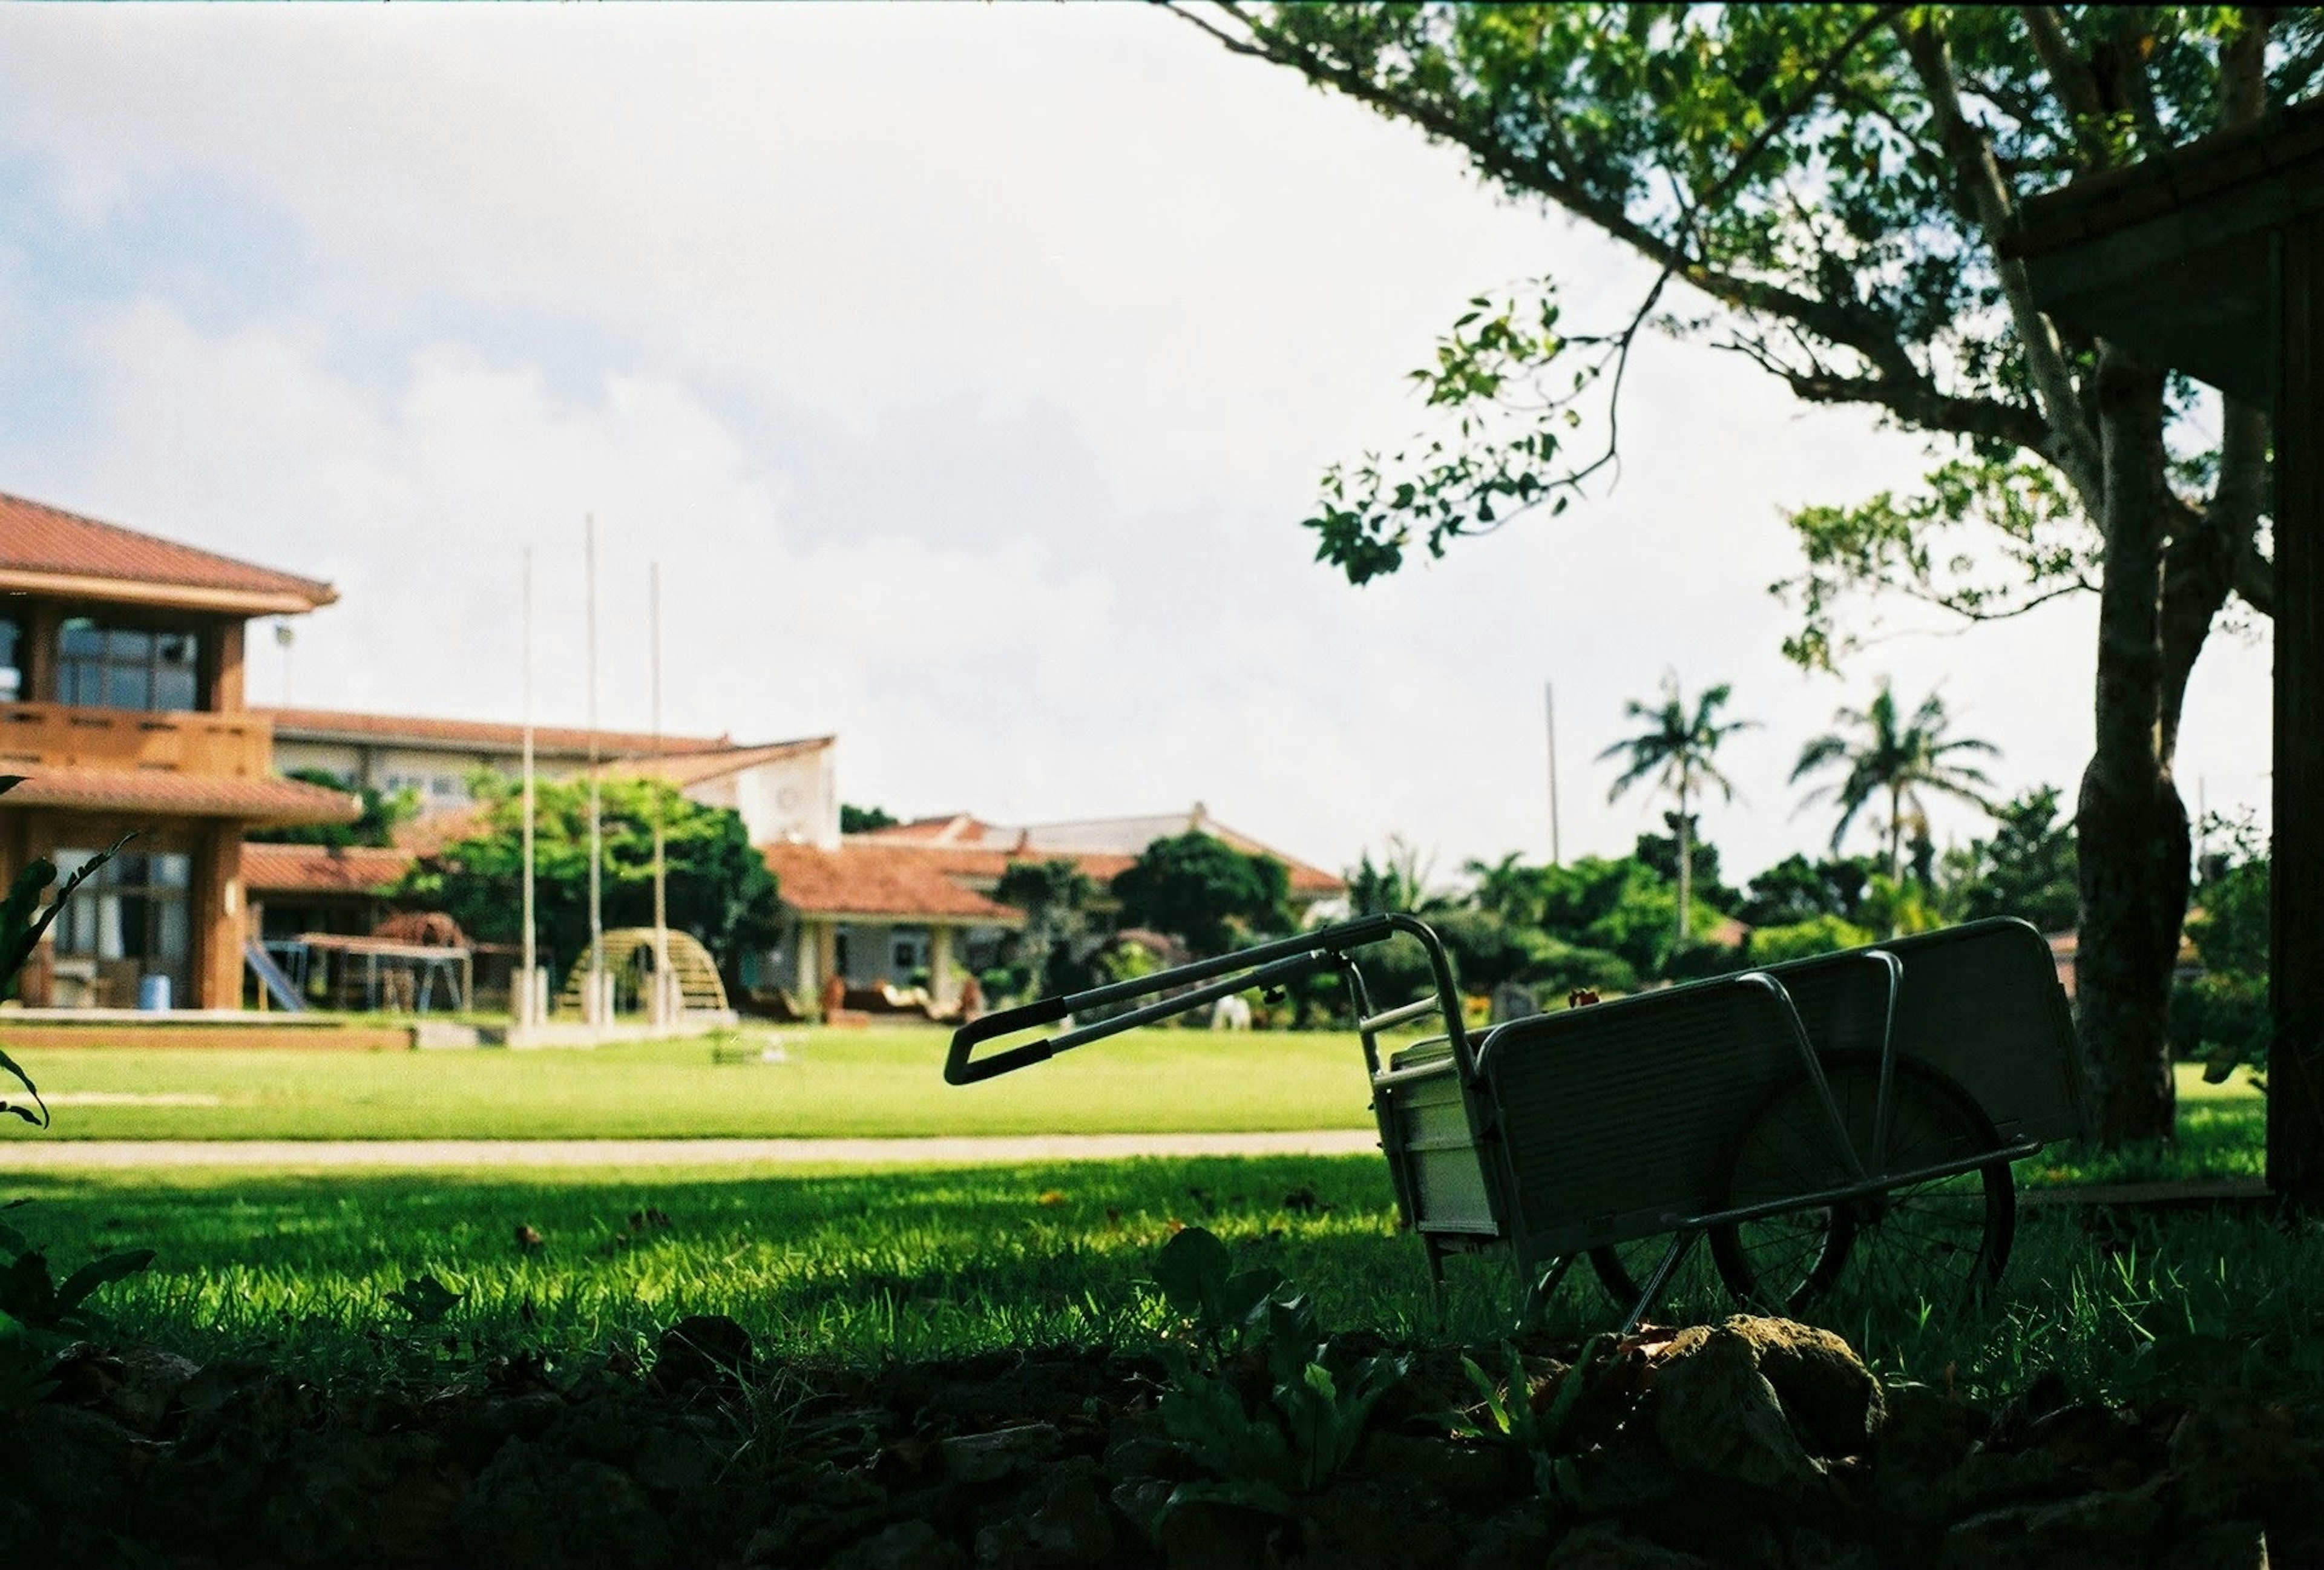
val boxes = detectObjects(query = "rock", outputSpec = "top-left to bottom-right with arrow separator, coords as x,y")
49,1343 -> 200,1436
1294,1474 -> 1466,1570
1156,1498 -> 1278,1570
1109,1478 -> 1174,1545
651,1315 -> 755,1396
1025,1469 -> 1120,1563
1350,1430 -> 1526,1506
2168,1387 -> 2317,1527
832,1520 -> 968,1570
454,1440 -> 674,1569
1927,1445 -> 2078,1523
630,1424 -> 720,1493
1459,1507 -> 1554,1570
969,1460 -> 1121,1569
1544,1520 -> 1716,1569
940,1422 -> 1062,1485
1102,1431 -> 1179,1483
0,1403 -> 157,1559
1936,1483 -> 2167,1570
2159,1519 -> 2270,1570
1876,1384 -> 1986,1481
1653,1318 -> 1876,1509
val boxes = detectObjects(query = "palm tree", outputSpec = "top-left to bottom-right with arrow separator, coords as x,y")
1791,682 -> 2000,887
1599,676 -> 1756,954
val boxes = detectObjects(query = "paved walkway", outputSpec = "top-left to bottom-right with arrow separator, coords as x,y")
0,1131 -> 1384,1170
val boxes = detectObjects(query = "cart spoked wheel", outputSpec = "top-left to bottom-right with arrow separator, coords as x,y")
1710,1053 -> 2015,1316
1585,1235 -> 1719,1314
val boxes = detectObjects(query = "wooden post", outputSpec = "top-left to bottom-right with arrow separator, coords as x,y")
197,826 -> 244,1010
2268,215 -> 2324,1202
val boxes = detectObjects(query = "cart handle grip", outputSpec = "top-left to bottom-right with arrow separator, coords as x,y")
945,996 -> 1072,1085
943,913 -> 1452,1086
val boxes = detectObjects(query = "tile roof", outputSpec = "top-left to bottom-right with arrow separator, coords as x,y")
0,491 -> 336,614
605,737 -> 833,787
760,842 -> 1020,924
2,769 -> 359,825
242,842 -> 415,895
855,807 -> 1343,896
259,706 -> 741,758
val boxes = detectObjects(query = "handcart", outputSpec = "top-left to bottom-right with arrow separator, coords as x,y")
945,914 -> 2089,1328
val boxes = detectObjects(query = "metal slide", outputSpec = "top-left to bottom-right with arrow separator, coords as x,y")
243,940 -> 309,1013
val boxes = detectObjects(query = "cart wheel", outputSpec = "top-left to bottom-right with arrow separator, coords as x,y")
1710,1053 -> 2015,1316
1586,1242 -> 1659,1312
1585,1236 -> 1719,1315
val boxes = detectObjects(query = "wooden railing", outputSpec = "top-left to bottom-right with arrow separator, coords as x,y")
0,701 -> 272,778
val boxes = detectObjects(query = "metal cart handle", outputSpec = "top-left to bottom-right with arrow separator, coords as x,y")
943,913 -> 1469,1086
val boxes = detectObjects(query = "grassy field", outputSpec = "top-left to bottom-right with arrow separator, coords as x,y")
0,1023 -> 2266,1164
10,1153 -> 2319,1413
3,1025 -> 1385,1140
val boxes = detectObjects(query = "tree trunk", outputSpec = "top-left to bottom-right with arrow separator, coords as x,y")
2076,350 -> 2189,1145
1674,777 -> 1692,959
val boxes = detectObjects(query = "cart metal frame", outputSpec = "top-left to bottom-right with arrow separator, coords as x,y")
946,914 -> 2088,1329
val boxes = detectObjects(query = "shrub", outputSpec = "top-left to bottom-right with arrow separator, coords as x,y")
1747,915 -> 1876,965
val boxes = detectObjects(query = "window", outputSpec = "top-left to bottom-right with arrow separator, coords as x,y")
0,617 -> 20,702
52,849 -> 193,1007
57,619 -> 202,712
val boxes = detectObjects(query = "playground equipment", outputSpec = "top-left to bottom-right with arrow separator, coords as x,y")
553,927 -> 730,1018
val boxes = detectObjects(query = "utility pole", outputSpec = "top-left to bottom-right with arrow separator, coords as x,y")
650,559 -> 672,1028
586,514 -> 605,1028
1545,682 -> 1563,866
520,546 -> 538,1030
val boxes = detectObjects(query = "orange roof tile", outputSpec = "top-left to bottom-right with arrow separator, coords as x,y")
761,842 -> 1021,924
0,491 -> 336,614
2,769 -> 358,825
259,706 -> 741,758
851,829 -> 1341,897
606,738 -> 833,787
242,842 -> 415,895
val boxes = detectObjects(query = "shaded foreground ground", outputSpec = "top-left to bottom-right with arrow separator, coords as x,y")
10,1308 -> 2318,1568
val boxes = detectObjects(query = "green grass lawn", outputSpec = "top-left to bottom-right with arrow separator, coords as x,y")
5,1025 -> 1388,1140
3,1022 -> 2268,1163
12,1153 -> 2321,1413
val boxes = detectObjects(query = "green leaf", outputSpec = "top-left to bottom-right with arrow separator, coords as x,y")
384,1273 -> 464,1325
1154,1226 -> 1232,1320
55,1249 -> 155,1313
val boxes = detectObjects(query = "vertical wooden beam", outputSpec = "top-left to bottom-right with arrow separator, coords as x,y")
2269,215 -> 2324,1201
211,619 -> 246,714
196,824 -> 246,1011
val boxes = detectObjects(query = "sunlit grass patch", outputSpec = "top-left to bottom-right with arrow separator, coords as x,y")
13,1149 -> 2322,1415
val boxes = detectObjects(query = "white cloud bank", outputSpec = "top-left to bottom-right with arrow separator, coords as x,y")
0,5 -> 2273,885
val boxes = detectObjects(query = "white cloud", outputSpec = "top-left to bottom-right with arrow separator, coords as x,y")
0,7 -> 2275,890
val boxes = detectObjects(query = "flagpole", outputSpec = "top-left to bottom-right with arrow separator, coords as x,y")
650,559 -> 670,1026
586,514 -> 604,1027
1545,681 -> 1564,867
520,546 -> 538,1026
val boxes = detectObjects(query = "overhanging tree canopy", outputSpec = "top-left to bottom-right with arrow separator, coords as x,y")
1175,1 -> 2318,1143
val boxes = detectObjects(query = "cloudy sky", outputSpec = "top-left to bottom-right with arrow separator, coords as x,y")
0,5 -> 2272,888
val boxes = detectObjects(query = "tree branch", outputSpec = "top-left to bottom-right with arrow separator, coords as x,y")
1727,342 -> 2052,452
1170,2 -> 1934,391
1899,13 -> 2107,511
2019,6 -> 2110,160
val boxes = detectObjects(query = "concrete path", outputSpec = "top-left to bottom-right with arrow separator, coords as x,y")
0,1131 -> 1384,1170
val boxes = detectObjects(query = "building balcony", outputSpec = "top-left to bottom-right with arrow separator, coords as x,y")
0,700 -> 272,779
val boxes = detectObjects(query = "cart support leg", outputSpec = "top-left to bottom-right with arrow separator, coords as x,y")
1517,1254 -> 1577,1333
1621,1230 -> 1700,1336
